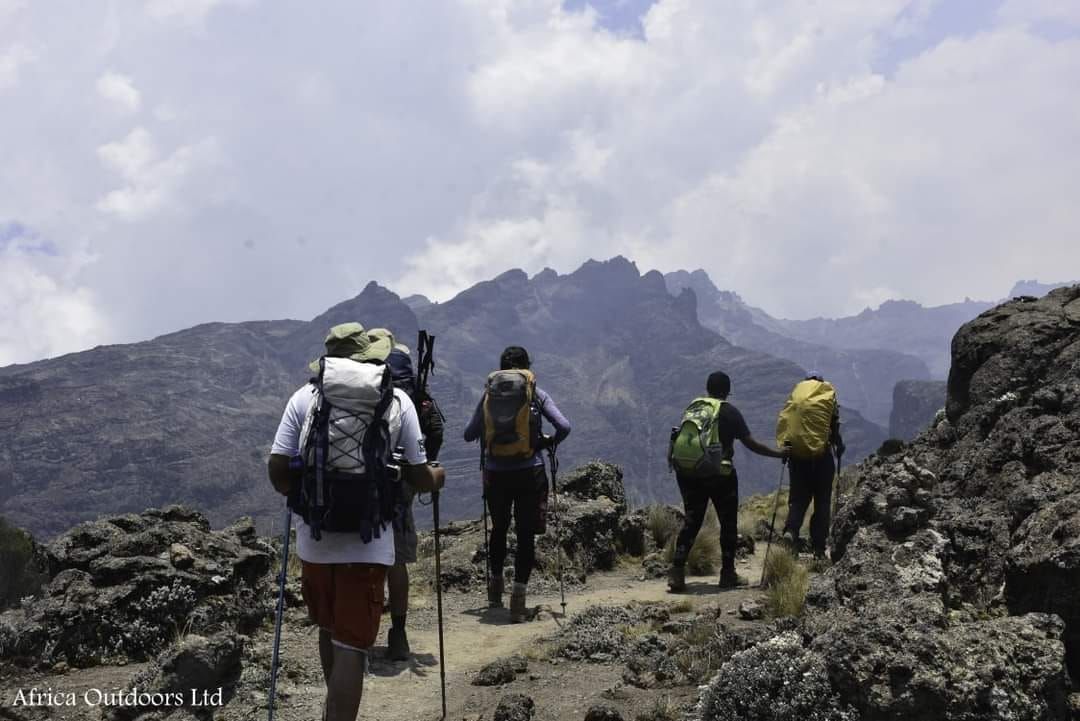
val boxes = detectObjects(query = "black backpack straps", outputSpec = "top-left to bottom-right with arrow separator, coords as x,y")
311,357 -> 331,540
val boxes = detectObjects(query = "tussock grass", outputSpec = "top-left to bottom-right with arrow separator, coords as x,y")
667,598 -> 694,614
663,507 -> 720,575
646,504 -> 680,550
762,547 -> 809,619
635,695 -> 681,721
737,488 -> 791,541
522,640 -> 556,661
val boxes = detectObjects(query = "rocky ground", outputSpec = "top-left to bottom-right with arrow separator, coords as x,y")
3,285 -> 1079,721
0,462 -> 793,721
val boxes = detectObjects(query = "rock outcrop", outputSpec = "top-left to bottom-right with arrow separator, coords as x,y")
0,506 -> 273,668
888,379 -> 947,440
790,286 -> 1080,720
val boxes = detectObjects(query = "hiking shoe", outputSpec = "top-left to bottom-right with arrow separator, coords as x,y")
718,569 -> 748,589
509,583 -> 527,623
386,626 -> 410,661
667,566 -> 686,593
487,577 -> 504,609
779,531 -> 801,558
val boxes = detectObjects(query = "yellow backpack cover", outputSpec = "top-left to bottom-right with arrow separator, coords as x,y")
776,379 -> 837,460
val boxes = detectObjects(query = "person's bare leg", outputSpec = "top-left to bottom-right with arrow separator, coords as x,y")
319,629 -> 334,685
325,645 -> 366,721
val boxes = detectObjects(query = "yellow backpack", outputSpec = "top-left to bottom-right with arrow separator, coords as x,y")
482,369 -> 539,459
776,379 -> 837,460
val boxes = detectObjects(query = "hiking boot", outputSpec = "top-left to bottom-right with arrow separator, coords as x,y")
779,530 -> 800,558
509,583 -> 527,623
487,576 -> 504,609
667,566 -> 686,593
386,626 -> 410,661
718,568 -> 748,589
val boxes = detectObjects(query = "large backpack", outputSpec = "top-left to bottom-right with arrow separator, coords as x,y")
776,379 -> 837,460
289,356 -> 404,541
482,369 -> 539,460
386,346 -> 445,461
669,397 -> 733,477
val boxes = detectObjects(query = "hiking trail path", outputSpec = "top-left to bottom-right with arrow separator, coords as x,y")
265,549 -> 776,721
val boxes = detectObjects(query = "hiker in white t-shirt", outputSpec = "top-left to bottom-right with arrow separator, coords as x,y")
267,322 -> 445,721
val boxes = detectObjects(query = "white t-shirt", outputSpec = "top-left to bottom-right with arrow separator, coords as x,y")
271,383 -> 427,565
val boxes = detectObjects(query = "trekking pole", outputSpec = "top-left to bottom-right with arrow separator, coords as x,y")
547,446 -> 567,616
268,507 -> 292,721
432,488 -> 448,720
759,446 -> 790,589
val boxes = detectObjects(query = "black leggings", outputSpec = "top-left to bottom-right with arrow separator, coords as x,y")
673,470 -> 739,570
784,452 -> 835,554
485,465 -> 549,584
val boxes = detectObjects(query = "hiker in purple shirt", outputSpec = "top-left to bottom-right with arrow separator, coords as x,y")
464,345 -> 571,622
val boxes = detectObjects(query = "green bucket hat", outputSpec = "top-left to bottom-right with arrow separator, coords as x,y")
308,322 -> 393,372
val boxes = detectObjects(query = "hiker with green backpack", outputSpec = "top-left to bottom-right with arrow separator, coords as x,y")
463,346 -> 571,622
776,373 -> 845,561
668,371 -> 788,592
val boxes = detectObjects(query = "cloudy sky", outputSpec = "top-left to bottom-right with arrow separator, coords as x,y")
1,0 -> 1078,365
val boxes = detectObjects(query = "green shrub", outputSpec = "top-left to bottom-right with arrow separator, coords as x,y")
664,507 -> 721,575
762,547 -> 809,618
0,516 -> 45,609
646,504 -> 679,550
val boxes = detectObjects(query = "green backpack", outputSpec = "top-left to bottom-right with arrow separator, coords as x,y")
669,397 -> 733,477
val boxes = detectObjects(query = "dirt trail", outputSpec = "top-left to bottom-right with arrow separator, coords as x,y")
269,551 -> 772,721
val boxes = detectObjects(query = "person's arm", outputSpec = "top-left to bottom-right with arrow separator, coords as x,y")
463,398 -> 484,443
730,404 -> 786,460
398,392 -> 445,493
266,389 -> 308,496
831,408 -> 845,458
536,389 -> 571,446
267,454 -> 300,495
404,463 -> 446,493
740,435 -> 786,459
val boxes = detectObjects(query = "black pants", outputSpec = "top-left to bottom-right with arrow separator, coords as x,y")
485,465 -> 549,585
784,453 -> 835,555
673,470 -> 739,572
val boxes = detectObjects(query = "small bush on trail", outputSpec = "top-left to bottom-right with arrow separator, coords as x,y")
0,516 -> 44,610
635,695 -> 681,721
664,507 -> 720,575
761,548 -> 809,618
646,505 -> 679,549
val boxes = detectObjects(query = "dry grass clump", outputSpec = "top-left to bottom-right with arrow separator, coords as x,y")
635,695 -> 681,721
664,507 -> 721,575
761,547 -> 809,618
646,504 -> 680,549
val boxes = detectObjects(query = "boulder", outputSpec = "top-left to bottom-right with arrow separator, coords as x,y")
584,705 -> 624,721
0,507 -> 273,667
493,693 -> 535,721
473,655 -> 528,686
699,287 -> 1080,719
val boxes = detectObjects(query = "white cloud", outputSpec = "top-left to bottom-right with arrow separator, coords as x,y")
1,0 -> 1079,361
96,71 -> 141,112
0,236 -> 108,366
96,127 -> 222,221
144,0 -> 252,25
0,44 -> 34,90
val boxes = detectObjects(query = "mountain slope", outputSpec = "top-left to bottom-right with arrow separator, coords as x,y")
665,270 -> 931,426
0,258 -> 886,538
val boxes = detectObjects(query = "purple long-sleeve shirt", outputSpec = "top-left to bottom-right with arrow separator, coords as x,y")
463,387 -> 571,470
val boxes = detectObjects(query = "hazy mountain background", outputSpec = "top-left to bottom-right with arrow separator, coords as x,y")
0,258 -> 1072,538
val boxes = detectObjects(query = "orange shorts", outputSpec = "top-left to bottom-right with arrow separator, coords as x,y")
300,561 -> 386,650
